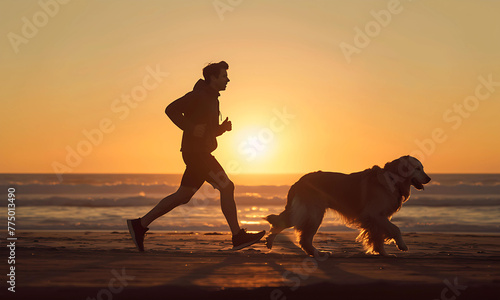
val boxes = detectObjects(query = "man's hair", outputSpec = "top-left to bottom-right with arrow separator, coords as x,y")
203,61 -> 229,84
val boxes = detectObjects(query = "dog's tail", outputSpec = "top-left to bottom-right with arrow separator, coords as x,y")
264,182 -> 297,228
264,214 -> 281,227
264,211 -> 292,229
264,183 -> 298,249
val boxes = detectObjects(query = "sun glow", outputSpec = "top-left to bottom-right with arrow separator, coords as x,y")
234,126 -> 276,162
214,123 -> 286,174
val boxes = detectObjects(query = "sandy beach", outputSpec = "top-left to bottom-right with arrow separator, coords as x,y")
1,230 -> 499,299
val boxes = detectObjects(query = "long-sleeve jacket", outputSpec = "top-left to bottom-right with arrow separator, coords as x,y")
166,79 -> 225,153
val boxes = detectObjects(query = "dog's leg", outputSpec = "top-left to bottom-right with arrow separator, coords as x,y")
265,211 -> 293,250
371,233 -> 389,256
368,227 -> 389,256
290,195 -> 329,257
368,218 -> 408,254
357,217 -> 390,256
297,226 -> 320,257
382,219 -> 408,251
295,212 -> 329,257
266,226 -> 286,250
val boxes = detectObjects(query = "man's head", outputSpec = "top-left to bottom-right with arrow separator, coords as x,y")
203,61 -> 230,91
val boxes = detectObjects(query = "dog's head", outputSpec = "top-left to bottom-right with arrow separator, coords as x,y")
402,156 -> 431,190
384,156 -> 431,190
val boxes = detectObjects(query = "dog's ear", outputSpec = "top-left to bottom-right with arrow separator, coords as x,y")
408,156 -> 424,170
388,156 -> 415,179
383,158 -> 401,174
379,160 -> 401,193
400,157 -> 413,175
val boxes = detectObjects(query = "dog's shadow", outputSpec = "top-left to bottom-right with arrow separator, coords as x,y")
267,232 -> 307,255
265,232 -> 468,285
266,233 -> 374,286
164,233 -> 460,289
164,233 -> 372,288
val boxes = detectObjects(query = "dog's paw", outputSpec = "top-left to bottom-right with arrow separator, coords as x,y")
397,244 -> 409,251
312,250 -> 332,259
373,251 -> 392,257
265,236 -> 274,250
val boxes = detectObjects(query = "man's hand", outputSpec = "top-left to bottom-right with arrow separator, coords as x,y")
221,117 -> 232,132
193,124 -> 207,137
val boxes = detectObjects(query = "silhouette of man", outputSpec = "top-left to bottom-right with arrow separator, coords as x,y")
127,61 -> 265,251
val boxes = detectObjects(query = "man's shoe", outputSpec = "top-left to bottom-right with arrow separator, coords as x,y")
127,218 -> 149,252
232,229 -> 266,250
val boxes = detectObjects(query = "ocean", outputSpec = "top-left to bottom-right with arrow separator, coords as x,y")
1,173 -> 500,233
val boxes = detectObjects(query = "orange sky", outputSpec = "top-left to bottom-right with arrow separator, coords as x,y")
1,0 -> 499,175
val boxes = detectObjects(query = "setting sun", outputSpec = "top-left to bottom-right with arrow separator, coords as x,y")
234,126 -> 276,161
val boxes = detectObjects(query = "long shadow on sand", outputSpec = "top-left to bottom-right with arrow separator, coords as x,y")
165,233 -> 373,289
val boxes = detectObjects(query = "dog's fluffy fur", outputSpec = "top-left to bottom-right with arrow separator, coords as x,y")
265,156 -> 431,257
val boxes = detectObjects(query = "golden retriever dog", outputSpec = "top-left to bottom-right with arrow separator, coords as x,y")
265,155 -> 431,257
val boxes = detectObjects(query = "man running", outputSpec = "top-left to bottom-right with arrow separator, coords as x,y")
127,61 -> 265,251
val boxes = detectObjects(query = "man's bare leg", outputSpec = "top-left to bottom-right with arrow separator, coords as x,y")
219,180 -> 240,235
221,180 -> 266,250
140,186 -> 196,228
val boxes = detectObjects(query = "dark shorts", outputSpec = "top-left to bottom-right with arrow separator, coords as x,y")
180,152 -> 231,191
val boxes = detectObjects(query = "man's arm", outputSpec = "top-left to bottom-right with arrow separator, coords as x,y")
215,117 -> 232,136
165,93 -> 195,133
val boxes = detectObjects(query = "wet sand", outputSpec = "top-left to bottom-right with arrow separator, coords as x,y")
3,231 -> 500,299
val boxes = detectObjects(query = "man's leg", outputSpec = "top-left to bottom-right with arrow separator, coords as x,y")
208,160 -> 265,248
140,186 -> 196,228
207,161 -> 241,235
217,172 -> 266,249
128,152 -> 205,252
210,170 -> 266,249
127,185 -> 196,252
217,178 -> 240,235
199,153 -> 266,249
